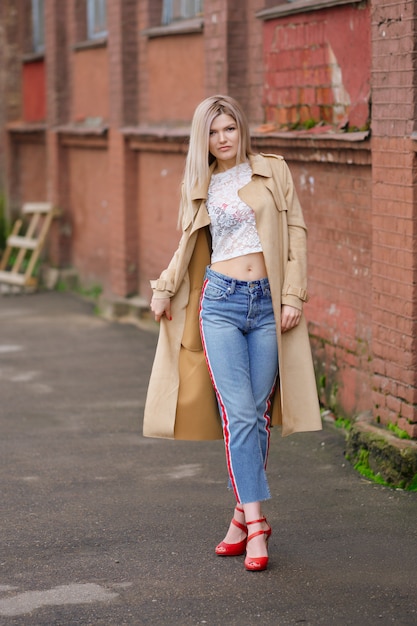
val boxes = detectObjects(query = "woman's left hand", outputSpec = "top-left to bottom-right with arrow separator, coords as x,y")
281,304 -> 302,333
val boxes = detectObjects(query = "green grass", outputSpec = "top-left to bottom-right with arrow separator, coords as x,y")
387,422 -> 411,440
406,474 -> 417,491
353,449 -> 390,487
2,250 -> 41,275
334,417 -> 352,431
352,448 -> 417,491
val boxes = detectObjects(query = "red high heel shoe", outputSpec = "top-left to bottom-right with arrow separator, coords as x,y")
244,517 -> 271,572
215,505 -> 248,556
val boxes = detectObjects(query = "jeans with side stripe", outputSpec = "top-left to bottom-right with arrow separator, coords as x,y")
199,266 -> 279,504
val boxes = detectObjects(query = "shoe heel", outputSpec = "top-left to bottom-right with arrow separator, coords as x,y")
244,518 -> 270,572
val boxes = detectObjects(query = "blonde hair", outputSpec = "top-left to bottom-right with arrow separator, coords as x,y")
179,95 -> 253,227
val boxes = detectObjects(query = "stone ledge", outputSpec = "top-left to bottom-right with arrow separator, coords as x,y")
345,414 -> 417,489
40,266 -> 157,332
256,0 -> 363,20
97,294 -> 158,333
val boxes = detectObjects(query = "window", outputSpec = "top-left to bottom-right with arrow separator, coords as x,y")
162,0 -> 203,25
31,0 -> 45,53
87,0 -> 107,40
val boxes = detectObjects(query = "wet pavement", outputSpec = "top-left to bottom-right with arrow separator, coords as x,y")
0,291 -> 416,625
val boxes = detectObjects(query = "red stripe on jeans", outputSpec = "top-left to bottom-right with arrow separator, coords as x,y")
199,279 -> 241,503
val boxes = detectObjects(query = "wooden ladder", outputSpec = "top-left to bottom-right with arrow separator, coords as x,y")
0,202 -> 58,290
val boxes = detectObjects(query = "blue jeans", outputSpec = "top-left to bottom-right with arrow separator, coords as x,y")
199,267 -> 279,504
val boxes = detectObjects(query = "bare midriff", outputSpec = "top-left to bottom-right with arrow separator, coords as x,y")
210,252 -> 268,282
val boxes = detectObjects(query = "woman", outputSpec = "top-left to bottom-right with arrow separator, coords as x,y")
144,95 -> 322,572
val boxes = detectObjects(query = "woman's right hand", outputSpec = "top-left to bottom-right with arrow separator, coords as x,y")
150,296 -> 172,322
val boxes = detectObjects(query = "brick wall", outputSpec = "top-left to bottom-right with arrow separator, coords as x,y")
72,47 -> 109,122
301,158 -> 372,416
263,3 -> 371,130
0,1 -> 21,192
245,0 -> 265,125
204,0 -> 228,94
64,141 -> 111,287
2,1 -> 417,437
136,147 -> 186,298
147,34 -> 205,123
371,0 -> 417,436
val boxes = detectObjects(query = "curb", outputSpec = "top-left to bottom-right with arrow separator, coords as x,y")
345,414 -> 417,489
97,293 -> 159,333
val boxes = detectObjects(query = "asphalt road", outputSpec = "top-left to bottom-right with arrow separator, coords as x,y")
0,292 -> 416,626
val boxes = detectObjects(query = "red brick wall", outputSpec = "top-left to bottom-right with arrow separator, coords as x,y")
263,3 -> 371,129
147,34 -> 205,123
203,0 -> 264,122
371,0 -> 417,437
3,0 -> 417,438
245,0 -> 265,125
64,144 -> 111,289
136,148 -> 185,299
203,0 -> 228,95
0,0 -> 23,191
72,47 -> 109,122
106,1 -> 139,296
296,159 -> 373,416
13,137 -> 47,205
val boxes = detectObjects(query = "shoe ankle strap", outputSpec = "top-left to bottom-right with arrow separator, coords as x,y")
246,517 -> 266,525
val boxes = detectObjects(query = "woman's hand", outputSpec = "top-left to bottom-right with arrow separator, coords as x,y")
151,297 -> 172,323
281,304 -> 301,333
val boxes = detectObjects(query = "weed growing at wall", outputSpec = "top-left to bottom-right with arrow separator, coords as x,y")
352,449 -> 390,487
334,417 -> 352,431
387,422 -> 411,440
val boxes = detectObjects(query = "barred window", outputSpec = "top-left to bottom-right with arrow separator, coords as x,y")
162,0 -> 203,25
31,0 -> 45,52
87,0 -> 107,40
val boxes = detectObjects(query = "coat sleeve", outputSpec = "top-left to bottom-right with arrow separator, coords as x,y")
150,228 -> 190,299
276,159 -> 309,310
150,204 -> 200,300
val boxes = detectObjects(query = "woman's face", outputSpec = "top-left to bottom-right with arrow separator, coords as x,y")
209,113 -> 239,170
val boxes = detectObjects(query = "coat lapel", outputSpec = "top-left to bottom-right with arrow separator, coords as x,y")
184,164 -> 216,235
240,154 -> 287,214
187,154 -> 286,236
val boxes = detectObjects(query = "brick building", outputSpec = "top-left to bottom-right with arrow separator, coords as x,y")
0,0 -> 416,438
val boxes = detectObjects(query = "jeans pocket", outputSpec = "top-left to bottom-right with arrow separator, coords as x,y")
203,281 -> 230,301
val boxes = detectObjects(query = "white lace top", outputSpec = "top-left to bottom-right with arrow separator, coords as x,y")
207,162 -> 263,263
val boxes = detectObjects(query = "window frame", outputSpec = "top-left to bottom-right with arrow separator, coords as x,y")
31,0 -> 45,53
257,0 -> 364,20
87,0 -> 108,40
162,0 -> 203,26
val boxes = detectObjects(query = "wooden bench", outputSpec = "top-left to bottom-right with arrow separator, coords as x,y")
0,202 -> 58,290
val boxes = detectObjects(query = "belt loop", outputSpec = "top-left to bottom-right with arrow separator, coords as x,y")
229,279 -> 236,294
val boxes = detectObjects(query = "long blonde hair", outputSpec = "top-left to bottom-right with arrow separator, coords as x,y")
179,94 -> 253,227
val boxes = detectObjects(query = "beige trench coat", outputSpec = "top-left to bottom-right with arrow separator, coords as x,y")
143,153 -> 322,440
